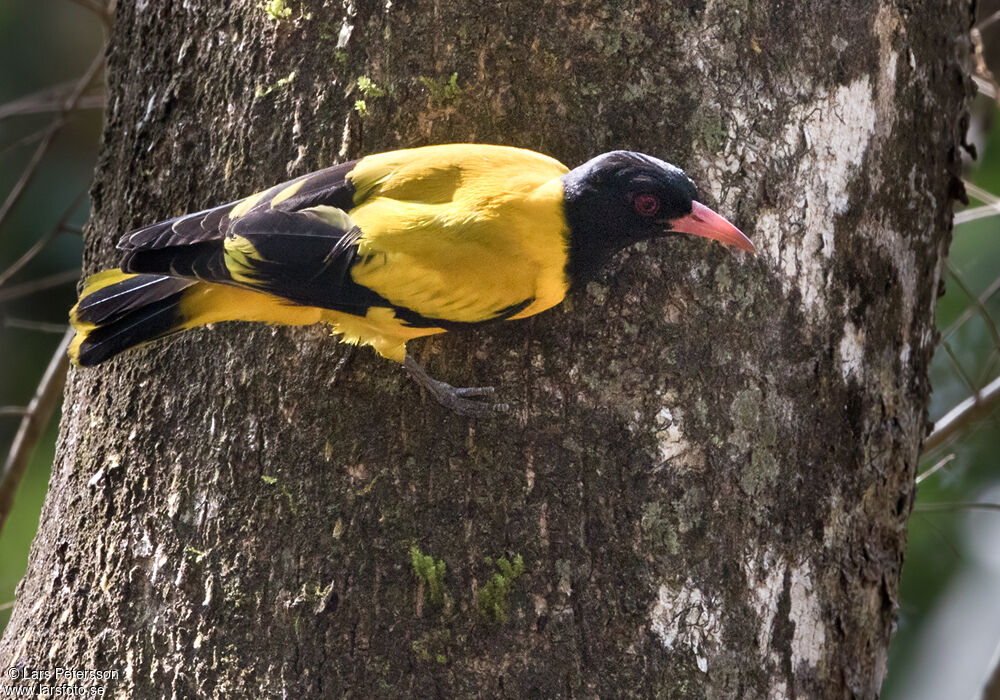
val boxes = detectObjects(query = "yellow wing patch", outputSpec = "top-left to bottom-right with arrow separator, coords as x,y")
229,189 -> 270,219
224,235 -> 264,284
304,205 -> 356,231
77,269 -> 140,297
269,179 -> 307,207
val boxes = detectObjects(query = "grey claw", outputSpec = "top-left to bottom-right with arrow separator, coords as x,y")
403,353 -> 510,417
453,386 -> 496,399
443,392 -> 506,417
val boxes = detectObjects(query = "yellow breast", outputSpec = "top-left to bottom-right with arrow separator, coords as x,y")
345,144 -> 572,326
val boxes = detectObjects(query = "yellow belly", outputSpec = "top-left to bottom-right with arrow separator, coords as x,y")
347,146 -> 572,326
179,283 -> 441,362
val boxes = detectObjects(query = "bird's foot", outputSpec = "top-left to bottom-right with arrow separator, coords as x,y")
403,354 -> 508,417
434,383 -> 507,416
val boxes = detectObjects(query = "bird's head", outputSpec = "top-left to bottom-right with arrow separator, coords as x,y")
562,151 -> 754,280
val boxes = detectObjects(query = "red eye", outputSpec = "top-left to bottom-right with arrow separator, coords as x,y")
633,194 -> 660,216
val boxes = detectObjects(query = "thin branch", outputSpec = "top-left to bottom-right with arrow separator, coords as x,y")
0,407 -> 29,418
940,275 -> 1000,344
3,317 -> 70,334
982,637 -> 1000,700
915,453 -> 955,485
0,330 -> 72,536
973,75 -> 997,101
0,234 -> 64,289
64,0 -> 113,27
946,263 -> 1000,351
957,179 -> 1000,228
0,83 -> 106,121
911,512 -> 963,561
953,177 -> 1000,223
0,188 -> 87,287
0,600 -> 14,613
976,8 -> 1000,32
924,374 -> 1000,452
913,501 -> 1000,513
0,51 -> 104,238
963,181 -> 1000,205
977,348 -> 999,389
0,269 -> 79,303
954,202 -> 1000,224
970,28 -> 999,107
942,339 -> 978,395
0,125 -> 49,161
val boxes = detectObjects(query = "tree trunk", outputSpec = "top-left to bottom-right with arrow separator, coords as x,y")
1,1 -> 972,697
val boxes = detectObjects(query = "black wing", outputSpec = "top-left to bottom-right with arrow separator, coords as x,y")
123,203 -> 389,312
115,160 -> 386,308
114,158 -> 529,328
118,159 -> 358,253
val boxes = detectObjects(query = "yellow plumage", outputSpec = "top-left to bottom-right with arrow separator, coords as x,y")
70,144 -> 573,366
69,143 -> 754,413
347,145 -> 571,334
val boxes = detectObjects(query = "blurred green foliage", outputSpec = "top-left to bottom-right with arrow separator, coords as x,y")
0,2 -> 102,630
883,101 -> 1000,698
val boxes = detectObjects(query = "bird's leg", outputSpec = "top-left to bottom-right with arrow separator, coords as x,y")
403,353 -> 507,417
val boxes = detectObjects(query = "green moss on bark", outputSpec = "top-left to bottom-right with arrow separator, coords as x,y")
477,555 -> 525,623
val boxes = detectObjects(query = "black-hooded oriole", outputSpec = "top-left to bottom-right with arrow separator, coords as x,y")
70,144 -> 753,414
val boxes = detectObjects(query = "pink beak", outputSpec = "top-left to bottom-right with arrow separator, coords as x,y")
669,201 -> 755,253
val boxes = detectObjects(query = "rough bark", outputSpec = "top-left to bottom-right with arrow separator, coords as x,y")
0,0 -> 972,697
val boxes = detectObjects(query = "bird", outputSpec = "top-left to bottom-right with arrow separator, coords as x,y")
69,143 -> 754,415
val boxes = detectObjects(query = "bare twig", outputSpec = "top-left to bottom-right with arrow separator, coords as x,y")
924,374 -> 1000,452
0,600 -> 14,613
982,638 -> 1000,700
976,8 -> 1000,32
970,29 -> 999,107
977,349 -> 999,389
915,453 -> 956,485
0,188 -> 87,287
913,501 -> 1000,513
940,275 -> 1000,344
0,125 -> 49,161
0,83 -> 106,121
0,50 -> 104,237
0,269 -> 79,303
942,339 -> 978,395
954,202 -> 1000,224
0,234 -> 65,288
3,317 -> 70,334
973,75 -> 997,101
0,407 -> 29,418
964,181 -> 1000,205
65,0 -> 113,27
955,181 -> 1000,224
0,330 -> 72,535
946,264 -> 1000,351
955,180 -> 1000,226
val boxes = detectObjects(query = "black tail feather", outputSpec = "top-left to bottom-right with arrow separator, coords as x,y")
75,274 -> 194,325
70,271 -> 195,366
75,292 -> 187,366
